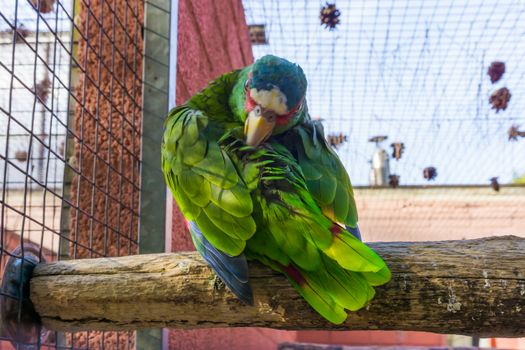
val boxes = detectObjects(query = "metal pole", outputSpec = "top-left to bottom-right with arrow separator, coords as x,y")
137,0 -> 176,348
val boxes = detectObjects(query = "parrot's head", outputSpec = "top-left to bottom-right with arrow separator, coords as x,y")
242,55 -> 307,147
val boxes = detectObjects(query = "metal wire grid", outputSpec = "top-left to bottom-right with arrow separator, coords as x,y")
241,0 -> 525,245
243,0 -> 525,187
66,0 -> 143,260
0,0 -> 144,348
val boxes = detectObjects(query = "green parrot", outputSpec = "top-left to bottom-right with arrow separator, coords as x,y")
162,55 -> 390,324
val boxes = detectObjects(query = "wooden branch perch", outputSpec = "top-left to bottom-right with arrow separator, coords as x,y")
30,236 -> 525,337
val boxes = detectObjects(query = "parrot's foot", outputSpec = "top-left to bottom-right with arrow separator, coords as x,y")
213,274 -> 226,291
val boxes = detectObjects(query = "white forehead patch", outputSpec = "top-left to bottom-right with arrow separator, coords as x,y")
250,87 -> 288,115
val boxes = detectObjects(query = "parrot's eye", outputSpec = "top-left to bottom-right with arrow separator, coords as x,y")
253,105 -> 261,116
244,78 -> 252,90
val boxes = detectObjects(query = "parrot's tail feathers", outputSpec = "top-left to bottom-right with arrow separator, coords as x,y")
281,259 -> 379,324
323,225 -> 387,273
317,255 -> 376,311
361,265 -> 392,286
345,225 -> 362,241
190,221 -> 254,305
282,264 -> 347,324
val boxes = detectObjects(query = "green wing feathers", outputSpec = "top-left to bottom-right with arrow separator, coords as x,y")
245,142 -> 390,324
162,105 -> 256,256
289,122 -> 359,227
163,71 -> 390,325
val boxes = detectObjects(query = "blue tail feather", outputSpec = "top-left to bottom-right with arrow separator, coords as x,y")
189,221 -> 253,305
346,225 -> 362,241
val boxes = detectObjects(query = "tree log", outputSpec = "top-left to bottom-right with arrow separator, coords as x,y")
30,236 -> 525,336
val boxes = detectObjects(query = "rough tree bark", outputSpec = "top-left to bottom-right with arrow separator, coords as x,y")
30,236 -> 525,336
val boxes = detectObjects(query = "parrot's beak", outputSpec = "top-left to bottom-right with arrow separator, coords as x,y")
244,107 -> 276,147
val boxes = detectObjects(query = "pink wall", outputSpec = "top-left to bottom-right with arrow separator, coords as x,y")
296,330 -> 445,347
170,0 -> 252,252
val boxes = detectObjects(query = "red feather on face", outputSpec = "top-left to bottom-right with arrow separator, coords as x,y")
244,86 -> 257,111
276,100 -> 303,125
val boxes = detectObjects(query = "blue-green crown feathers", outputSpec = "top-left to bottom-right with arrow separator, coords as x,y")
250,55 -> 307,110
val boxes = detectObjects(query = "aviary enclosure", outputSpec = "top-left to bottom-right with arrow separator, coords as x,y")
0,0 -> 524,349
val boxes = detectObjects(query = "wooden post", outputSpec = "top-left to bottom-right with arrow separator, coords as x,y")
30,236 -> 525,337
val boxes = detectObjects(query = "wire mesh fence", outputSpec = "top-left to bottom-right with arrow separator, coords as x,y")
0,0 -> 144,348
243,0 -> 525,187
242,0 -> 525,242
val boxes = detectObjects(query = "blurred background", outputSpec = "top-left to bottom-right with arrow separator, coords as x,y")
0,0 -> 524,349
